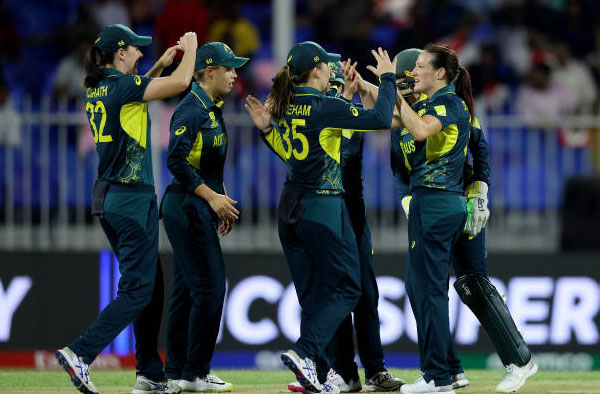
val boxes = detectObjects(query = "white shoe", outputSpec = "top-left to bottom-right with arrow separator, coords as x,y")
131,376 -> 181,394
364,370 -> 405,392
281,350 -> 323,393
496,360 -> 538,392
306,377 -> 341,394
400,376 -> 455,394
55,347 -> 98,394
326,370 -> 361,393
451,373 -> 469,389
168,379 -> 181,389
179,373 -> 232,392
287,369 -> 360,393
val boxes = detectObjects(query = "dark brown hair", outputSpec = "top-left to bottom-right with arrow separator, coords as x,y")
423,43 -> 475,120
268,65 -> 312,121
84,46 -> 116,88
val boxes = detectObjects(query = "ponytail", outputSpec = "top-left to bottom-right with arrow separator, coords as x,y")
423,43 -> 475,120
84,46 -> 115,88
268,65 -> 312,121
455,66 -> 475,120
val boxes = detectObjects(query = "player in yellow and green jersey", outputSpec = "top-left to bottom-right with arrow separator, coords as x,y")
55,24 -> 197,394
245,42 -> 397,394
161,41 -> 249,393
391,48 -> 537,393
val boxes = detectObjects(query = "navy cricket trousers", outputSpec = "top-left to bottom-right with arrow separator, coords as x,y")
162,188 -> 226,381
70,185 -> 165,381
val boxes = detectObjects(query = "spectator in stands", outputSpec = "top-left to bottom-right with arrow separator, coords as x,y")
53,36 -> 91,104
129,0 -> 160,72
552,40 -> 598,114
155,0 -> 209,64
515,61 -> 577,126
469,43 -> 513,114
441,12 -> 481,66
492,4 -> 530,76
0,75 -> 21,147
91,0 -> 131,29
207,1 -> 261,97
208,2 -> 260,59
394,3 -> 440,55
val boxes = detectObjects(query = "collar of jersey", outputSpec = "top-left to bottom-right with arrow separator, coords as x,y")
426,85 -> 455,102
191,83 -> 224,109
294,86 -> 324,97
101,67 -> 125,77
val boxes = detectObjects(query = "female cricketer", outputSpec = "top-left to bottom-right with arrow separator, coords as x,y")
283,61 -> 404,393
391,48 -> 537,394
161,41 -> 249,393
393,43 -> 472,394
55,24 -> 197,394
245,42 -> 396,394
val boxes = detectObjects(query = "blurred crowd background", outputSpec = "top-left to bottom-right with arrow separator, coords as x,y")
1,0 -> 600,115
0,0 -> 600,252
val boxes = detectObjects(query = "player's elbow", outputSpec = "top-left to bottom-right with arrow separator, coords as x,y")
412,129 -> 428,142
372,112 -> 393,129
166,156 -> 181,174
172,78 -> 190,93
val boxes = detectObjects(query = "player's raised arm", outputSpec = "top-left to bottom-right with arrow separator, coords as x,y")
143,32 -> 198,101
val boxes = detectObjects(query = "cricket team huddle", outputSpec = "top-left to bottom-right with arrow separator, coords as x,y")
55,24 -> 538,394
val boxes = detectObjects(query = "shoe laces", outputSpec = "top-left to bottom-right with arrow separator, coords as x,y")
301,358 -> 318,382
74,357 -> 90,384
379,371 -> 394,379
204,373 -> 223,383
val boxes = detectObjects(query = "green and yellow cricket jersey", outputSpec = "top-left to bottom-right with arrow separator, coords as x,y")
326,89 -> 365,198
167,83 -> 227,194
400,85 -> 470,193
85,68 -> 154,185
391,89 -> 490,197
261,72 -> 396,195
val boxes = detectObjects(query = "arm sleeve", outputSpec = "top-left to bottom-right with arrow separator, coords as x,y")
259,122 -> 288,163
315,73 -> 396,130
423,95 -> 459,130
390,148 -> 411,199
469,117 -> 490,185
166,106 -> 205,193
118,75 -> 152,103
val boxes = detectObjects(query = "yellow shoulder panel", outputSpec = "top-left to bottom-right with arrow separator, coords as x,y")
120,102 -> 148,148
319,128 -> 342,163
434,105 -> 447,116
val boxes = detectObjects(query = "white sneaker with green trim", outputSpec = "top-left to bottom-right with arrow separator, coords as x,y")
400,376 -> 455,394
451,373 -> 469,389
179,373 -> 232,392
495,360 -> 538,392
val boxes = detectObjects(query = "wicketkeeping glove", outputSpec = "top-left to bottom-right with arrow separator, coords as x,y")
465,181 -> 490,237
401,195 -> 412,219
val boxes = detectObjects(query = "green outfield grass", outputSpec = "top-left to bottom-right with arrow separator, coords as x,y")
0,369 -> 599,393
